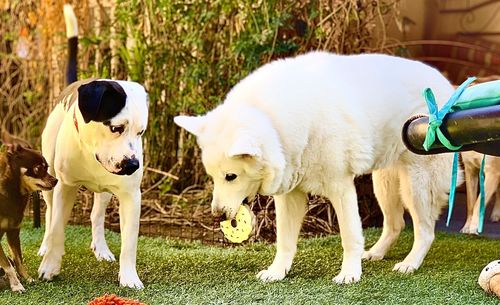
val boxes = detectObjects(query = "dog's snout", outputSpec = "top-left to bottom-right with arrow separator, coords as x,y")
118,158 -> 140,175
211,206 -> 224,218
50,176 -> 58,188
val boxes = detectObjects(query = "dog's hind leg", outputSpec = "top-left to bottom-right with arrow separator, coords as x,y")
40,104 -> 63,256
461,161 -> 479,234
90,192 -> 115,261
6,229 -> 32,283
363,167 -> 404,261
489,158 -> 500,222
393,162 -> 438,273
38,189 -> 53,256
491,195 -> 500,222
468,171 -> 500,233
257,188 -> 307,282
38,183 -> 78,281
327,177 -> 364,284
0,232 -> 24,292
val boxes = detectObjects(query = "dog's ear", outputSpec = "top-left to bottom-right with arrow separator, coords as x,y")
5,143 -> 24,157
227,135 -> 262,159
1,130 -> 32,149
174,115 -> 206,136
78,80 -> 127,123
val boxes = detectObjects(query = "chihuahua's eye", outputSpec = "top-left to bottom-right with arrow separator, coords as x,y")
109,125 -> 125,134
225,173 -> 237,182
33,165 -> 43,176
137,130 -> 145,136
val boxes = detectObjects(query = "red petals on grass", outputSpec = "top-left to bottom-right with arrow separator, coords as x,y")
88,294 -> 146,305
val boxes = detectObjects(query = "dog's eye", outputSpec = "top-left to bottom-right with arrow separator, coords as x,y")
109,125 -> 125,134
225,173 -> 237,182
32,165 -> 44,176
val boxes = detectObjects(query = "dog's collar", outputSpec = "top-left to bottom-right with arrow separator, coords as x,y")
73,107 -> 79,133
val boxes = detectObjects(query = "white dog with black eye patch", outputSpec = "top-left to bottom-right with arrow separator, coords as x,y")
37,78 -> 148,288
175,51 -> 460,284
37,5 -> 148,289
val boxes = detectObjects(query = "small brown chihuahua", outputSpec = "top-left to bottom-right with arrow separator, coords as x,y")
0,131 -> 57,292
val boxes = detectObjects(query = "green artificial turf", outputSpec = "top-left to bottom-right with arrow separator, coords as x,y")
0,224 -> 498,305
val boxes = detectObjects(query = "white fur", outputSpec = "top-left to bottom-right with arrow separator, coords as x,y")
461,152 -> 500,234
38,80 -> 148,289
175,51 -> 461,283
63,4 -> 78,39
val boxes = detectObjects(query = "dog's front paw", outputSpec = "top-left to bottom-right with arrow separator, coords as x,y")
37,243 -> 47,257
332,270 -> 361,284
10,282 -> 25,293
91,241 -> 115,262
119,269 -> 143,289
38,254 -> 62,281
393,262 -> 417,274
256,265 -> 288,282
362,250 -> 384,261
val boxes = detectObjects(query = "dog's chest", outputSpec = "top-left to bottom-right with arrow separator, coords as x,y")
55,149 -> 122,193
0,196 -> 28,229
81,180 -> 116,193
58,167 -> 122,194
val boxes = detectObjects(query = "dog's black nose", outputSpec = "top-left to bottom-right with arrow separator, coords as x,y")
51,177 -> 58,188
118,158 -> 140,175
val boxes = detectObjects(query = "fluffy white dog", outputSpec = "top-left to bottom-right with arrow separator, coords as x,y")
175,51 -> 460,284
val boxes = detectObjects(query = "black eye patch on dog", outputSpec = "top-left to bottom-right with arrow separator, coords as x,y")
78,80 -> 127,124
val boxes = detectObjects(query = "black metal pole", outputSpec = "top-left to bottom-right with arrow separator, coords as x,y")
32,191 -> 41,228
402,104 -> 500,156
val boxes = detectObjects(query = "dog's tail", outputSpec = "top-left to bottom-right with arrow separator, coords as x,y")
63,4 -> 78,85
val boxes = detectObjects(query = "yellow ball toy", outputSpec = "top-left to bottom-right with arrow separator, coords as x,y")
220,205 -> 255,243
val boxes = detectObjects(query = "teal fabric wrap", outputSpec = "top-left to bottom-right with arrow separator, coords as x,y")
451,80 -> 500,111
446,152 -> 459,227
478,155 -> 486,233
421,76 -> 496,233
423,77 -> 476,151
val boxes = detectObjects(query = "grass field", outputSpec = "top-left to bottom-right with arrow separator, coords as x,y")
0,224 -> 498,304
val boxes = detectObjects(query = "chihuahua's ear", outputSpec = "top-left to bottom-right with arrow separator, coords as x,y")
1,130 -> 31,149
5,143 -> 23,157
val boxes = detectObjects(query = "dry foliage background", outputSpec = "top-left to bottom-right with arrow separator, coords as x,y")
1,0 -> 400,242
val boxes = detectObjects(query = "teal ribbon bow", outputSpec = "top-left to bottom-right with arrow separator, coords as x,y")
422,77 -> 476,152
422,76 -> 486,234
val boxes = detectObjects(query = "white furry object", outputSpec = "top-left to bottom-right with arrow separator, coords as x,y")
63,4 -> 78,38
478,260 -> 500,295
175,51 -> 461,284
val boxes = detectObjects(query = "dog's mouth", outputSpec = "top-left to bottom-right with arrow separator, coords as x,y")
35,183 -> 55,191
95,154 -> 140,176
225,196 -> 255,220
